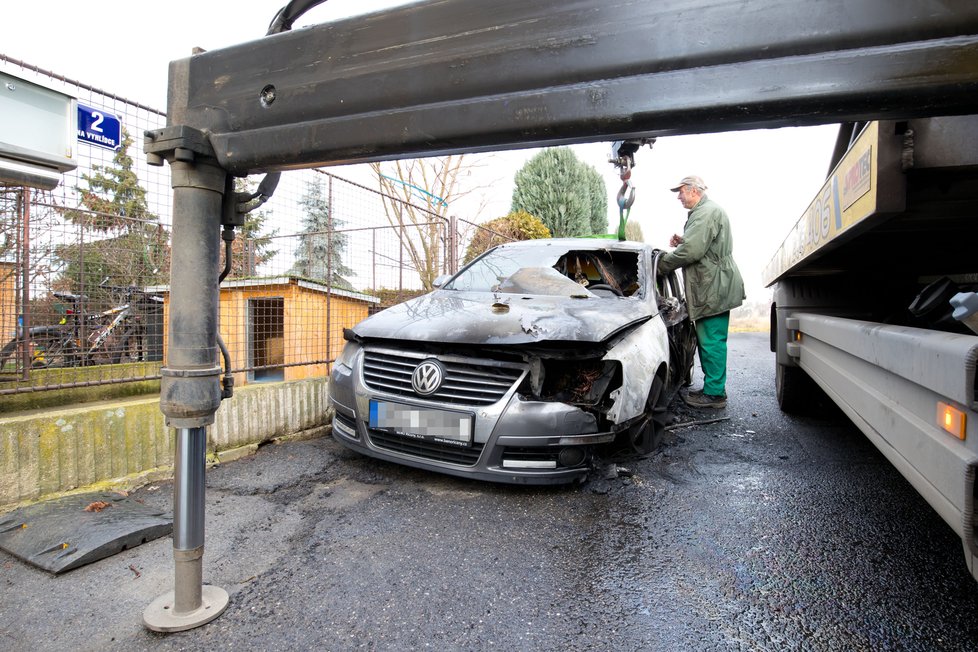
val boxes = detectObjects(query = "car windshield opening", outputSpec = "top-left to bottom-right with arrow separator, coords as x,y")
446,245 -> 640,297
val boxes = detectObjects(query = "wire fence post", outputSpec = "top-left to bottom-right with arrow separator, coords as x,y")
19,189 -> 29,378
326,175 -> 334,369
448,215 -> 458,276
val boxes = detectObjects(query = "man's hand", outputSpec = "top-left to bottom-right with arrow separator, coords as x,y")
669,234 -> 683,247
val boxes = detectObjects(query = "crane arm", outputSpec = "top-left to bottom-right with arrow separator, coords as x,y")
152,0 -> 978,176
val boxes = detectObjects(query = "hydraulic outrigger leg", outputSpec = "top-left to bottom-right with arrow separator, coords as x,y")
142,127 -> 229,632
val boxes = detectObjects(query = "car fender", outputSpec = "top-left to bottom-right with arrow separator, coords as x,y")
602,317 -> 669,423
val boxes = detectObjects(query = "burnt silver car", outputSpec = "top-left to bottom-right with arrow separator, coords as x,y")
328,238 -> 696,484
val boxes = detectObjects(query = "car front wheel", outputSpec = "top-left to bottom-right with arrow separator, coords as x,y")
624,374 -> 666,454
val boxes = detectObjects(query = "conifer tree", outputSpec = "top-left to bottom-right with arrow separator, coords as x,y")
289,178 -> 353,289
58,129 -> 169,294
510,148 -> 608,238
225,177 -> 279,278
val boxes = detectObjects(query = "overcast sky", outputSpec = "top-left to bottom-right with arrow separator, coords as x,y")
3,0 -> 839,300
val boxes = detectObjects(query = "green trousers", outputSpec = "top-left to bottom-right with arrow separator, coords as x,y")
696,311 -> 730,396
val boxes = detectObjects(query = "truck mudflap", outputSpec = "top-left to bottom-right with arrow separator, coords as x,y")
785,312 -> 978,577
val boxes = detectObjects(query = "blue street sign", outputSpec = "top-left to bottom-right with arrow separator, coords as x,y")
77,104 -> 122,150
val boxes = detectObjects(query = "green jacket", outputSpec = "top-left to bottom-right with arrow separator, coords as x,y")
658,195 -> 745,321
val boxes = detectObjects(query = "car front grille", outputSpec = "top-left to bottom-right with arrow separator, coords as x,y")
362,349 -> 524,406
368,429 -> 485,466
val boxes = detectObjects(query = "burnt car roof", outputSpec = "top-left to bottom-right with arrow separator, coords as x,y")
350,238 -> 657,346
489,238 -> 650,252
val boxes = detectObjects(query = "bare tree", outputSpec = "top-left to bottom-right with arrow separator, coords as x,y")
370,155 -> 489,291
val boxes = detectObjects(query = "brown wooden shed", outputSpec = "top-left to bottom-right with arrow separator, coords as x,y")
0,261 -> 15,345
153,276 -> 379,386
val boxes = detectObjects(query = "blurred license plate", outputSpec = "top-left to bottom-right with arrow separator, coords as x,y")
369,401 -> 473,447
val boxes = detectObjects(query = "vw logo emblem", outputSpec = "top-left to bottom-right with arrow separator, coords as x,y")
412,359 -> 445,396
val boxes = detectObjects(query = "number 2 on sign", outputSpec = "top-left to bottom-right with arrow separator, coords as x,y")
90,112 -> 104,133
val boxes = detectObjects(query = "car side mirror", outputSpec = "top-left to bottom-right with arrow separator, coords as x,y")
432,274 -> 451,288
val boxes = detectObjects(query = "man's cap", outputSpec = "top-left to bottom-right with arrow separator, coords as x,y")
670,175 -> 707,192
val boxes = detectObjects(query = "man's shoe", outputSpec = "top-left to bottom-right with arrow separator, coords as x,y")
685,392 -> 727,409
683,387 -> 724,404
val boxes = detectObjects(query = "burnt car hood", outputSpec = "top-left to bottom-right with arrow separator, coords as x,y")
350,290 -> 653,345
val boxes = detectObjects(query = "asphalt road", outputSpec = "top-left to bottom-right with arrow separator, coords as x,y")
3,332 -> 978,651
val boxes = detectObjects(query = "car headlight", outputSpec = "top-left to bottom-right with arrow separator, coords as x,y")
336,340 -> 361,369
536,359 -> 621,405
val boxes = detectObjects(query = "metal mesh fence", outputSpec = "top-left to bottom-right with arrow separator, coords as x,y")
0,56 -> 514,398
207,169 -> 460,387
0,56 -> 171,395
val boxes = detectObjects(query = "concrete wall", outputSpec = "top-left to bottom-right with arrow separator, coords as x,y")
0,376 -> 331,509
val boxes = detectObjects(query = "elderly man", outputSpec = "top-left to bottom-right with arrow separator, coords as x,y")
658,175 -> 745,409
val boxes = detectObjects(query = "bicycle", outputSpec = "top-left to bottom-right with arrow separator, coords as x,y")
0,285 -> 159,372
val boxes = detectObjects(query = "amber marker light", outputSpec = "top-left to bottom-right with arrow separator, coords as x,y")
937,402 -> 966,440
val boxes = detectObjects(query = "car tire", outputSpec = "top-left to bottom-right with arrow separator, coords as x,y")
626,374 -> 666,454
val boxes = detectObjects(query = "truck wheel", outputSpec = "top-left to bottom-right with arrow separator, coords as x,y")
775,361 -> 816,414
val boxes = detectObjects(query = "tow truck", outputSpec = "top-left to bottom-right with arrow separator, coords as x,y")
766,116 -> 978,580
140,0 -> 978,632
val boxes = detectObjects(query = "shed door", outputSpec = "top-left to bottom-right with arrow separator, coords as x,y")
248,297 -> 284,382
